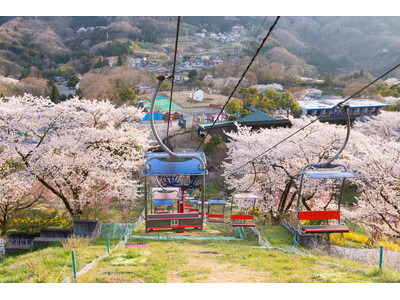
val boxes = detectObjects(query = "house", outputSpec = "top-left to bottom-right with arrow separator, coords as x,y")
196,111 -> 292,142
163,111 -> 180,121
297,98 -> 388,124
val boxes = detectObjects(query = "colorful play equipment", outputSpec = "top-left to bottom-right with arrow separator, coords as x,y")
143,75 -> 207,233
296,104 -> 356,234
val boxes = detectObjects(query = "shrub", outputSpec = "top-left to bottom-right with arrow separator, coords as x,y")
10,208 -> 72,234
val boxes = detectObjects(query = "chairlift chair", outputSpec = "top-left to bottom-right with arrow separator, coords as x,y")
230,192 -> 258,227
151,187 -> 179,214
143,75 -> 208,233
296,104 -> 356,234
228,162 -> 258,227
207,197 -> 227,223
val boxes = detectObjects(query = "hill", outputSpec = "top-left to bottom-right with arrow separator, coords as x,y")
1,16 -> 400,82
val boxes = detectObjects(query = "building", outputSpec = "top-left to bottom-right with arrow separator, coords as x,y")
163,111 -> 180,121
297,98 -> 388,124
196,111 -> 292,142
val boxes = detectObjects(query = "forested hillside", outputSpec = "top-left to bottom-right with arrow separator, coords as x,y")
1,16 -> 400,90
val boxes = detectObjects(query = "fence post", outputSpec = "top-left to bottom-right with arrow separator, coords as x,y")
379,245 -> 383,271
107,234 -> 110,254
71,250 -> 77,280
293,235 -> 296,248
268,234 -> 270,243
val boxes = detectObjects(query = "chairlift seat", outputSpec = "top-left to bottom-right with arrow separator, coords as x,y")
147,213 -> 202,232
301,224 -> 349,233
207,214 -> 225,223
230,214 -> 255,227
298,210 -> 349,234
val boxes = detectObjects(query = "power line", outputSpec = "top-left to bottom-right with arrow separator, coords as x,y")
196,16 -> 281,151
166,16 -> 181,139
225,61 -> 400,178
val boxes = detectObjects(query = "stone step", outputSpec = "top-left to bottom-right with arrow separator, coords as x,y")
33,237 -> 68,248
5,244 -> 32,254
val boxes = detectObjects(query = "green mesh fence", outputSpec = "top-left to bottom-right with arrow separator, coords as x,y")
249,227 -> 308,255
100,210 -> 144,238
131,235 -> 242,241
100,223 -> 133,238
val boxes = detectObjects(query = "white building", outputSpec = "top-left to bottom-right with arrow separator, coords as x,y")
297,98 -> 388,118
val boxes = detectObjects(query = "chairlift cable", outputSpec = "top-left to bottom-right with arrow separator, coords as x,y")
196,16 -> 281,151
225,61 -> 400,178
166,16 -> 181,139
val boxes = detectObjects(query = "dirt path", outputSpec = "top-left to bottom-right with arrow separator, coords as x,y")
166,245 -> 271,283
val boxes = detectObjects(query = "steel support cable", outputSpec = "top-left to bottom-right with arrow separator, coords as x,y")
166,16 -> 181,139
225,62 -> 400,178
196,16 -> 281,151
217,16 -> 268,105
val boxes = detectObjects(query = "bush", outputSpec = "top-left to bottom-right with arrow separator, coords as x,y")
97,41 -> 133,57
10,208 -> 72,234
204,134 -> 223,156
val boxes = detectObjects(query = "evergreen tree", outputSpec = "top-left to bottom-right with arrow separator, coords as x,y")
60,94 -> 67,101
324,71 -> 333,86
67,75 -> 80,88
117,55 -> 123,66
50,85 -> 60,104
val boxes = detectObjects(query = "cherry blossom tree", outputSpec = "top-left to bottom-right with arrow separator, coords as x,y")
223,117 -> 353,224
0,95 -> 150,218
0,168 -> 45,234
343,112 -> 400,236
223,111 -> 400,235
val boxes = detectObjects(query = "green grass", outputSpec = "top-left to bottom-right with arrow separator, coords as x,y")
0,237 -> 115,283
2,225 -> 400,283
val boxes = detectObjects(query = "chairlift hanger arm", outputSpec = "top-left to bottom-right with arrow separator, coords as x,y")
306,104 -> 351,170
150,75 -> 177,158
148,76 -> 207,172
238,162 -> 257,193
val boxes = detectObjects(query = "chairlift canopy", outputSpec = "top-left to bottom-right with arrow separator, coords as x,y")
233,192 -> 259,200
209,199 -> 226,204
302,170 -> 356,179
144,152 -> 207,176
151,187 -> 180,200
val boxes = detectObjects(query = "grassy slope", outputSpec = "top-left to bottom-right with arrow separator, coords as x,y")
1,224 -> 400,283
0,237 -> 117,283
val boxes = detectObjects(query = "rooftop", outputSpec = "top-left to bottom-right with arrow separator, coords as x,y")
297,98 -> 388,110
198,111 -> 289,129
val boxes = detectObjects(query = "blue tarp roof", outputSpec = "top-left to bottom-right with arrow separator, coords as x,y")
144,152 -> 207,176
